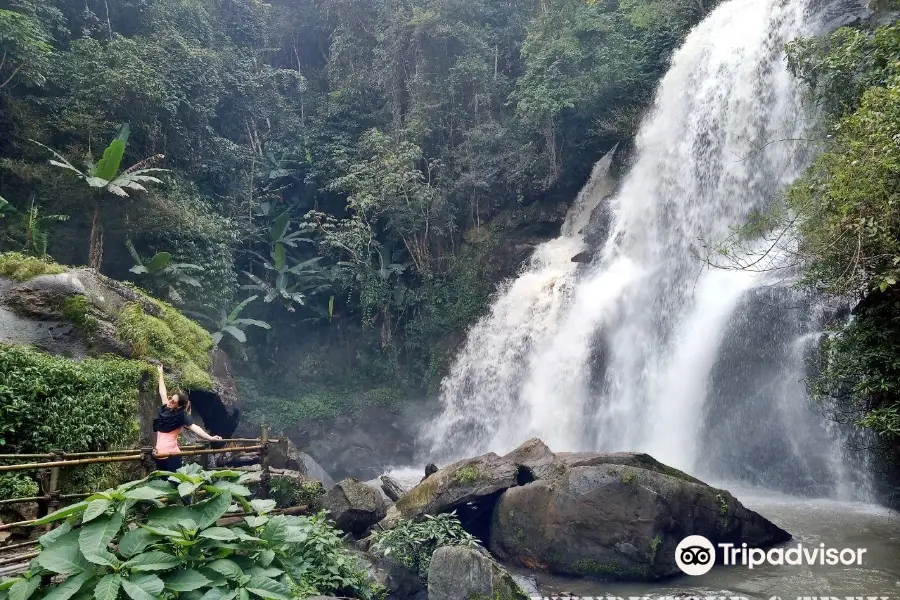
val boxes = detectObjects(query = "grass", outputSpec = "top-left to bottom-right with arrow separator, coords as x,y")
0,252 -> 65,280
61,295 -> 98,333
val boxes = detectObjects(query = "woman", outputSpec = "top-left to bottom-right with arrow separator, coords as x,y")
153,364 -> 221,471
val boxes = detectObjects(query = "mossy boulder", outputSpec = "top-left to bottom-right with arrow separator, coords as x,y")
0,253 -> 241,442
489,463 -> 790,581
427,546 -> 529,600
386,439 -> 791,583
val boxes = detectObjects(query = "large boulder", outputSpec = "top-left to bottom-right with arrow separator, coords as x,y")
326,478 -> 388,536
388,439 -> 791,582
427,546 -> 529,600
353,550 -> 427,600
490,463 -> 790,581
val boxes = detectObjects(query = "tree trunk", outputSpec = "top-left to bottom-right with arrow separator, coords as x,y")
89,201 -> 104,271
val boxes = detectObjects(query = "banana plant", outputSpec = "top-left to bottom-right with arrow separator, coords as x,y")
126,240 -> 203,304
32,124 -> 168,271
188,296 -> 271,346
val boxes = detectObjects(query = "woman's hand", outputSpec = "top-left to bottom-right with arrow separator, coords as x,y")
210,435 -> 223,441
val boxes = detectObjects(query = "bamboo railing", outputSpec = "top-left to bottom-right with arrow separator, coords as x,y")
0,427 -> 277,540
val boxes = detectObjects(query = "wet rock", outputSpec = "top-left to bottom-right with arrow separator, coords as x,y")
490,463 -> 791,581
326,478 -> 388,537
353,550 -> 427,600
386,438 -> 791,582
268,438 -> 335,487
427,546 -> 529,600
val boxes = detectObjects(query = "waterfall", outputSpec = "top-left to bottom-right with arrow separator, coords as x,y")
423,0 -> 871,498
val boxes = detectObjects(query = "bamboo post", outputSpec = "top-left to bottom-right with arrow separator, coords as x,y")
140,447 -> 154,477
259,425 -> 270,500
46,451 -> 62,528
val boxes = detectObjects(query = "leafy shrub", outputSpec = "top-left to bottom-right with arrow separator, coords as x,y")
370,512 -> 479,581
0,252 -> 64,280
0,465 -> 383,600
270,478 -> 325,512
0,345 -> 146,492
0,473 -> 39,499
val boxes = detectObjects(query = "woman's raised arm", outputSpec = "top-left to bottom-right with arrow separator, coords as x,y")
156,364 -> 168,405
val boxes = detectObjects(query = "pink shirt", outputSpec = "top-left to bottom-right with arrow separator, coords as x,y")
155,429 -> 182,455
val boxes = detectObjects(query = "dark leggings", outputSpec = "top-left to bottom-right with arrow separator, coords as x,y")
154,455 -> 183,472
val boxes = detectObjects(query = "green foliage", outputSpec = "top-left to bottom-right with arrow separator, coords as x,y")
189,296 -> 271,347
0,3 -> 56,90
61,295 -> 98,333
270,478 -> 325,512
126,239 -> 203,305
116,302 -> 213,390
0,345 -> 143,490
237,378 -> 402,425
0,473 -> 39,499
781,20 -> 900,451
370,512 -> 479,581
0,251 -> 64,280
0,466 -> 382,600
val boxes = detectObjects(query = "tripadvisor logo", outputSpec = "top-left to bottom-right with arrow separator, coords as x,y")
675,535 -> 868,575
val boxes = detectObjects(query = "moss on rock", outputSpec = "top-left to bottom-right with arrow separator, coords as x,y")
0,252 -> 65,281
117,302 -> 213,390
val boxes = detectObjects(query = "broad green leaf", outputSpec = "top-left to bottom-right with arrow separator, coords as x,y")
82,550 -> 120,568
163,569 -> 211,592
247,567 -> 282,579
79,513 -> 123,557
94,138 -> 126,181
178,481 -> 201,497
260,518 -> 287,544
33,501 -> 89,526
249,500 -> 276,515
222,325 -> 246,343
0,579 -> 18,592
124,551 -> 180,572
233,529 -> 261,542
81,499 -> 111,523
209,471 -> 242,480
212,482 -> 251,497
117,528 -> 158,558
272,243 -> 286,272
123,485 -> 170,500
198,568 -> 227,588
145,252 -> 172,273
199,589 -> 227,600
238,589 -> 249,600
245,576 -> 291,600
39,521 -> 73,549
36,531 -> 91,574
92,575 -> 121,600
243,516 -> 268,528
205,560 -> 242,580
256,551 -> 274,568
192,492 -> 232,529
8,577 -> 39,600
42,572 -> 91,600
198,527 -> 238,541
270,213 -> 290,244
139,524 -> 182,538
120,579 -> 154,600
127,575 -> 163,597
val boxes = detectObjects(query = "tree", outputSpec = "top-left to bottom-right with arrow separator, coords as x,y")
33,124 -> 168,271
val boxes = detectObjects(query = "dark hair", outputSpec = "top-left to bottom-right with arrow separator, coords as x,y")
173,391 -> 191,413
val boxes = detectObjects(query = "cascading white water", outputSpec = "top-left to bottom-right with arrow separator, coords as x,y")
424,0 -> 870,497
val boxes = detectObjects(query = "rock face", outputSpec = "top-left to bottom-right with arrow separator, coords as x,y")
0,268 -> 242,442
387,439 -> 791,582
326,478 -> 388,536
269,438 -> 335,488
427,546 -> 529,600
353,551 -> 427,600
